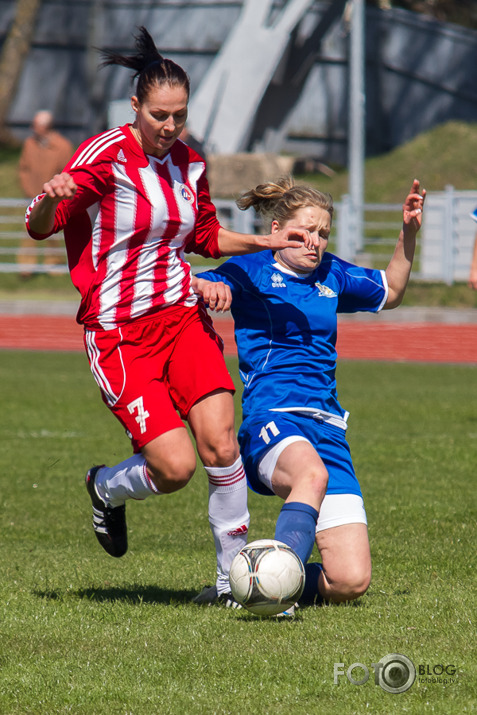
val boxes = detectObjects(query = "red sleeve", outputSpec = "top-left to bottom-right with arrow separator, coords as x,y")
184,170 -> 222,259
25,147 -> 110,239
25,193 -> 50,239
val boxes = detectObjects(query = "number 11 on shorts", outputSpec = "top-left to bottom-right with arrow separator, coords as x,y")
259,421 -> 280,444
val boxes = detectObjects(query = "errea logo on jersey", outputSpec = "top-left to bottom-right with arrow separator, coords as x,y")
315,282 -> 337,298
271,273 -> 286,288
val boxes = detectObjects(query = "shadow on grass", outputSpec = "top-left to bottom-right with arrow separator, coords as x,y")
34,587 -> 370,614
35,584 -> 197,605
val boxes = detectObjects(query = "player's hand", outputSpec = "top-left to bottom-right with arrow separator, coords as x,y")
42,172 -> 77,202
264,226 -> 319,251
403,179 -> 426,233
192,277 -> 232,312
468,270 -> 477,291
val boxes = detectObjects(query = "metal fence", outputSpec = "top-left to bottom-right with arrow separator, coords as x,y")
1,191 -> 475,282
0,198 -> 68,274
420,187 -> 477,284
336,197 -> 405,268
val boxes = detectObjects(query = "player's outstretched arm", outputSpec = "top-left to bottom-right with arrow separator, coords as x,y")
217,225 -> 318,256
27,172 -> 77,236
468,234 -> 477,291
383,179 -> 426,310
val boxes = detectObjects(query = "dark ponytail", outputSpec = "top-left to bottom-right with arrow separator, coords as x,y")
100,26 -> 190,103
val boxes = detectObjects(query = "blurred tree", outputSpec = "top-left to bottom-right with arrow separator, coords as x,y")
0,0 -> 42,146
367,0 -> 477,29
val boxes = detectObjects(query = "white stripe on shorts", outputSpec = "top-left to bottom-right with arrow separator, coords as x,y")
315,493 -> 367,532
84,329 -> 123,407
258,435 -> 309,485
270,407 -> 349,431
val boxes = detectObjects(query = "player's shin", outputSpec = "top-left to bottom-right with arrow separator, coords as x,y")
274,501 -> 318,565
95,453 -> 161,507
204,456 -> 250,596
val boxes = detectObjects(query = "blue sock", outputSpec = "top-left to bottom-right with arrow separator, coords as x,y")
274,501 -> 319,566
299,562 -> 325,605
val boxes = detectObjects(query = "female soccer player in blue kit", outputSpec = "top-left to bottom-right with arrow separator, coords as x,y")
194,176 -> 425,606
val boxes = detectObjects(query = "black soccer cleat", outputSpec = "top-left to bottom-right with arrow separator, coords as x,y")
192,585 -> 242,609
85,466 -> 128,558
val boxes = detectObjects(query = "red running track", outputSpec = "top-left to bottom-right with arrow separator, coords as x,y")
0,314 -> 475,364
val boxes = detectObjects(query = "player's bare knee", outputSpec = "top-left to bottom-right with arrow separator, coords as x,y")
198,432 -> 239,468
310,468 -> 329,497
332,569 -> 371,602
147,466 -> 194,493
146,453 -> 196,493
343,576 -> 370,601
295,467 -> 328,499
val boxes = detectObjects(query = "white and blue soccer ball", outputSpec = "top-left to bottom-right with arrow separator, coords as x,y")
229,539 -> 305,616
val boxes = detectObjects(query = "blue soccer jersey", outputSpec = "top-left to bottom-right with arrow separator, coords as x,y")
198,250 -> 387,422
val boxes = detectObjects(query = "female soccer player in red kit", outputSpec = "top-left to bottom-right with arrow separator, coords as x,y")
26,27 -> 317,605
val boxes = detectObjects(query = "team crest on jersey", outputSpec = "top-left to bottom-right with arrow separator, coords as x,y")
116,148 -> 127,164
271,273 -> 286,288
179,184 -> 194,203
315,282 -> 337,298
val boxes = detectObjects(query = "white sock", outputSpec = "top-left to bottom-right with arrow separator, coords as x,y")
95,454 -> 161,507
204,455 -> 250,596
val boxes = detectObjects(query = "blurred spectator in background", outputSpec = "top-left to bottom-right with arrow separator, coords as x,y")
18,110 -> 74,277
468,207 -> 477,291
179,126 -> 207,161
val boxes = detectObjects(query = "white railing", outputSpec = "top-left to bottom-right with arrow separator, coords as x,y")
0,198 -> 68,274
1,190 -> 475,282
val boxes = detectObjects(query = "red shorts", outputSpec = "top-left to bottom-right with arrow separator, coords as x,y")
83,303 -> 235,451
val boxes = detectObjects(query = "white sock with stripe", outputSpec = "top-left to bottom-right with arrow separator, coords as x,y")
94,454 -> 161,508
204,455 -> 250,596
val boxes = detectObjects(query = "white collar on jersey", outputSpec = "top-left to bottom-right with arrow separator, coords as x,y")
272,261 -> 314,278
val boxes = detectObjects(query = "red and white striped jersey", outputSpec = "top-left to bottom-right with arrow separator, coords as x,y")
26,125 -> 221,330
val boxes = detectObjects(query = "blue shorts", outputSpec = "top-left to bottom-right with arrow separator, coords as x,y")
238,410 -> 362,498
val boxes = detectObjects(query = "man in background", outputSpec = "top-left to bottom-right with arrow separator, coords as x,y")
18,110 -> 74,277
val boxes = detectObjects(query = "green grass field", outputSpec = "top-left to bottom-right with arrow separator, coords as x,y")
0,351 -> 475,714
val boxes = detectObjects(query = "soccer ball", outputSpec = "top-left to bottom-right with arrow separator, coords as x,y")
229,539 -> 305,616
